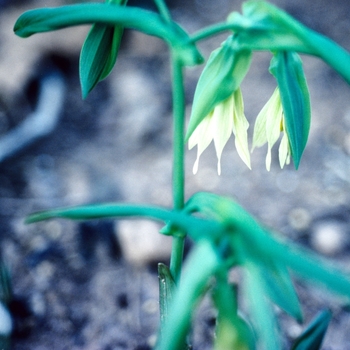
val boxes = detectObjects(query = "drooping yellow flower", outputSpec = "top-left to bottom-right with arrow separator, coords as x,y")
188,88 -> 251,175
252,88 -> 291,171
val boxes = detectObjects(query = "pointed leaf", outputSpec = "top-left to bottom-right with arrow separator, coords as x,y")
186,192 -> 350,302
156,240 -> 221,350
158,263 -> 176,334
185,35 -> 252,140
257,260 -> 302,322
292,310 -> 332,350
80,0 -> 128,98
25,202 -> 223,241
244,262 -> 280,350
231,235 -> 303,323
80,23 -> 123,98
270,52 -> 310,169
212,271 -> 256,350
14,4 -> 203,66
226,1 -> 350,84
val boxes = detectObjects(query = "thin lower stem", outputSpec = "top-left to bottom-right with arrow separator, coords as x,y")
190,22 -> 235,43
169,53 -> 185,283
153,0 -> 172,23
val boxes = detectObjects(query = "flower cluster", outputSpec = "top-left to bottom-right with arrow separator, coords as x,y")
187,47 -> 310,174
252,88 -> 291,171
188,88 -> 250,175
189,87 -> 290,173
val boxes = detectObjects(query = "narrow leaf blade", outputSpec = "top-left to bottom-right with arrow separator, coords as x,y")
156,240 -> 221,350
80,23 -> 119,98
257,260 -> 302,322
244,262 -> 280,350
292,310 -> 332,350
25,202 -> 223,242
212,271 -> 256,350
270,51 -> 310,169
14,4 -> 203,66
227,1 -> 350,84
186,35 -> 252,140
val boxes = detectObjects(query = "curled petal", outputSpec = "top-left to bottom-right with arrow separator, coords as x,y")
251,105 -> 268,151
265,89 -> 283,150
189,88 -> 250,175
188,113 -> 214,174
252,89 -> 281,151
270,52 -> 311,169
186,35 -> 252,141
212,95 -> 234,175
252,88 -> 285,171
279,132 -> 291,168
265,145 -> 272,171
232,89 -> 251,169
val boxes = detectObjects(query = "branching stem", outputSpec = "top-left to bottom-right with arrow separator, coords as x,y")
169,52 -> 186,284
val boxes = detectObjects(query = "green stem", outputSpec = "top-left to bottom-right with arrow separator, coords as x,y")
153,0 -> 172,23
169,53 -> 186,283
190,22 -> 234,43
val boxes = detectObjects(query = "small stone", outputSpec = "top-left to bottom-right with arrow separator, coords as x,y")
310,221 -> 348,255
33,261 -> 55,290
288,208 -> 311,231
142,299 -> 158,315
0,302 -> 12,335
147,334 -> 157,348
116,220 -> 172,265
30,292 -> 46,317
286,322 -> 303,339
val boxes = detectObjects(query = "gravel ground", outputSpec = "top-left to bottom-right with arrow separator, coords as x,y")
0,0 -> 350,349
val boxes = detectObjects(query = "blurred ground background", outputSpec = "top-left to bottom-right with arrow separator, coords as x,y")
0,0 -> 350,349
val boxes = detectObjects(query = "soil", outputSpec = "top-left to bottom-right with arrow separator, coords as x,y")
0,0 -> 350,349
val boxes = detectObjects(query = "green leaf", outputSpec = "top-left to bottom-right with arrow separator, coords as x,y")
212,271 -> 256,350
244,262 -> 280,350
270,51 -> 310,168
226,1 -> 350,84
156,240 -> 221,350
14,3 -> 203,67
185,35 -> 252,140
80,0 -> 128,98
255,259 -> 302,322
186,192 -> 302,320
268,237 -> 350,301
185,192 -> 263,237
158,263 -> 176,332
25,202 -> 223,242
291,310 -> 332,350
0,264 -> 12,306
186,192 -> 350,303
80,23 -> 123,98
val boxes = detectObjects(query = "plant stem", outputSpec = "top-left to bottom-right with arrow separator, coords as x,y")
190,22 -> 234,43
169,53 -> 185,284
153,0 -> 172,23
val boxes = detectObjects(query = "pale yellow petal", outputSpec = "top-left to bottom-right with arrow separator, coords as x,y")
188,112 -> 214,174
252,88 -> 281,152
252,99 -> 269,150
286,152 -> 291,165
266,145 -> 272,171
252,88 -> 285,170
265,88 -> 283,151
193,154 -> 200,174
212,94 -> 234,175
278,132 -> 290,169
188,115 -> 208,150
232,89 -> 251,169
